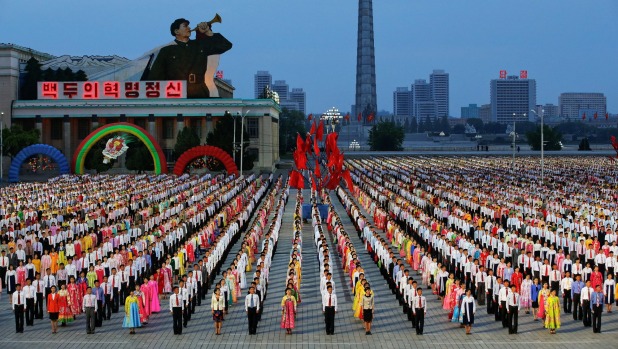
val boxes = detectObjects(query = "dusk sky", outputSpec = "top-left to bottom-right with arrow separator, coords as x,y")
1,0 -> 617,115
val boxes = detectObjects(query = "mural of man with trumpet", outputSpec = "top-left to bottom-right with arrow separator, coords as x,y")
147,16 -> 232,98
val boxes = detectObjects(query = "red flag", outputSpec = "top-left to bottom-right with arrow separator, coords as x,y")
309,121 -> 316,135
342,169 -> 354,191
606,113 -> 610,120
594,112 -> 598,120
293,149 -> 307,170
307,113 -> 313,121
296,134 -> 304,151
367,113 -> 375,122
582,112 -> 586,120
316,120 -> 325,141
357,113 -> 362,122
314,159 -> 321,178
310,176 -> 316,191
305,135 -> 312,153
290,170 -> 304,189
344,113 -> 350,121
313,137 -> 320,156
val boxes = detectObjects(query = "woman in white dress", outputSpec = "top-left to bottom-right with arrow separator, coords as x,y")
604,273 -> 615,313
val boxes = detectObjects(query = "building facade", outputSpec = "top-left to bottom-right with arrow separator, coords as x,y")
430,69 -> 449,118
559,93 -> 606,120
393,87 -> 411,118
461,104 -> 480,119
254,71 -> 272,99
490,76 -> 536,124
288,88 -> 306,115
272,80 -> 289,101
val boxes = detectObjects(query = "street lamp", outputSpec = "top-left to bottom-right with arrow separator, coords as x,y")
530,109 -> 544,185
511,113 -> 526,171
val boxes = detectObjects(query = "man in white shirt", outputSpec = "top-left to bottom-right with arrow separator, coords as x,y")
498,280 -> 511,328
245,286 -> 260,335
322,285 -> 337,335
561,271 -> 573,313
12,283 -> 26,333
506,284 -> 520,334
581,280 -> 594,327
22,279 -> 36,326
170,286 -> 184,335
83,287 -> 97,334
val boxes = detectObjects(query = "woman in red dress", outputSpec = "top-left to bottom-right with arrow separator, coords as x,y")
67,276 -> 82,317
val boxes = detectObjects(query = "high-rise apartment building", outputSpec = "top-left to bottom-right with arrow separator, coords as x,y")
490,75 -> 536,124
559,93 -> 606,120
430,69 -> 449,118
254,71 -> 272,98
393,87 -> 411,118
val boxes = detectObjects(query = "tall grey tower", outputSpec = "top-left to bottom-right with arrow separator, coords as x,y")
355,0 -> 377,121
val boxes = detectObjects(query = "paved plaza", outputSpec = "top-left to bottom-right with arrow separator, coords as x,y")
0,177 -> 616,349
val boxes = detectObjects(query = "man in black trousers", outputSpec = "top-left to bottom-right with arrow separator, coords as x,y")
170,287 -> 183,335
322,285 -> 338,335
245,286 -> 259,334
12,284 -> 26,333
507,285 -> 519,334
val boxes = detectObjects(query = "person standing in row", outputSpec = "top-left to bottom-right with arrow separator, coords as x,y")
322,285 -> 337,335
281,288 -> 297,335
170,286 -> 183,335
506,285 -> 520,334
47,285 -> 59,334
413,288 -> 426,335
545,289 -> 561,334
461,289 -> 476,335
362,287 -> 375,335
211,288 -> 225,335
123,290 -> 141,335
590,285 -> 604,333
581,280 -> 594,327
83,287 -> 97,334
12,283 -> 26,333
22,279 -> 36,326
245,286 -> 260,335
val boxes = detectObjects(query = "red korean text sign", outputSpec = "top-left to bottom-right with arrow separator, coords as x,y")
37,81 -> 187,100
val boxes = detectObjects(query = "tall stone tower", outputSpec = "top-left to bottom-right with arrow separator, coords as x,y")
355,0 -> 377,121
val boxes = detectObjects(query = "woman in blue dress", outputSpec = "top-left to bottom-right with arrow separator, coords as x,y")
123,290 -> 142,334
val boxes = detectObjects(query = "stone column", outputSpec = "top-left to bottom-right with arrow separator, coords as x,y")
148,114 -> 156,142
63,115 -> 71,158
35,115 -> 42,142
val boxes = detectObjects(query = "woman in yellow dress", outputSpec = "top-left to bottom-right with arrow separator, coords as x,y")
353,278 -> 368,317
178,250 -> 185,276
226,269 -> 237,303
544,289 -> 561,334
50,250 -> 59,274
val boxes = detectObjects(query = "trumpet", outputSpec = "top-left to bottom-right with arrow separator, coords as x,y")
191,13 -> 222,31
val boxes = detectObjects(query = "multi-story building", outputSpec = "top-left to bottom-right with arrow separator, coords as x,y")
430,69 -> 449,118
559,93 -> 606,120
289,88 -> 306,115
411,79 -> 435,121
490,75 -> 536,124
393,87 -> 411,118
254,70 -> 272,98
461,104 -> 480,119
479,104 -> 492,123
272,80 -> 289,101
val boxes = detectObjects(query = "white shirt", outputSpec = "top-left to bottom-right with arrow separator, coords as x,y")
244,293 -> 260,311
322,292 -> 338,311
12,290 -> 26,309
170,293 -> 184,311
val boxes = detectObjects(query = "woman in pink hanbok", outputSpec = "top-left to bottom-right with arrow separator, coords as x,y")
16,261 -> 27,288
140,277 -> 152,319
162,263 -> 173,296
148,274 -> 161,312
413,246 -> 422,271
41,250 -> 51,275
134,285 -> 148,324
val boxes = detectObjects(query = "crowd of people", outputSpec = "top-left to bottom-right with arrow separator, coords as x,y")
2,172 -> 272,335
341,156 -> 617,335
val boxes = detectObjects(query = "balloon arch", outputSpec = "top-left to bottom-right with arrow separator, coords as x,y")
8,144 -> 70,182
71,122 -> 167,174
173,145 -> 238,177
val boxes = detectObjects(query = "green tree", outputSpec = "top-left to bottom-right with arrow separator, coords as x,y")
1,125 -> 40,158
173,126 -> 201,159
206,117 -> 255,171
452,124 -> 466,134
438,115 -> 451,133
21,57 -> 42,100
526,125 -> 563,151
74,69 -> 88,81
279,108 -> 307,155
368,121 -> 404,151
466,118 -> 484,133
578,137 -> 592,151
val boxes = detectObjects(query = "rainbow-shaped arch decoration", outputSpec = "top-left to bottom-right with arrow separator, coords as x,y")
72,122 -> 167,174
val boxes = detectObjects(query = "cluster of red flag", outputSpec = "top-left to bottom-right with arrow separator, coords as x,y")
290,119 -> 354,192
583,112 -> 609,120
